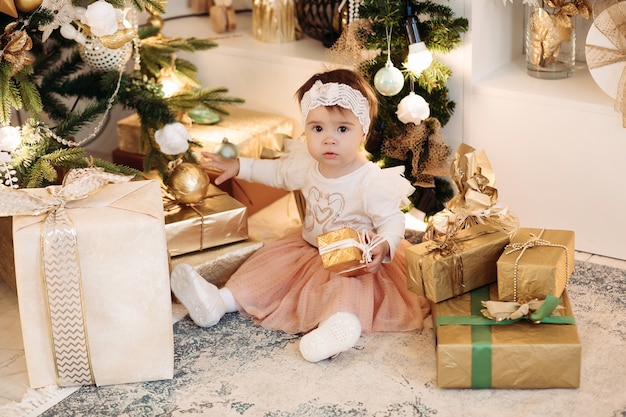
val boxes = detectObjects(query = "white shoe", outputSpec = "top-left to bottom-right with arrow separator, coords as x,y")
171,264 -> 226,327
299,312 -> 361,363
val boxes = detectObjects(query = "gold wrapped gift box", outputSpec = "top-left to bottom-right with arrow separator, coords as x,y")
406,224 -> 510,303
0,216 -> 16,293
9,179 -> 174,388
117,107 -> 293,158
497,228 -> 575,302
165,183 -> 248,257
317,227 -> 367,276
433,284 -> 581,389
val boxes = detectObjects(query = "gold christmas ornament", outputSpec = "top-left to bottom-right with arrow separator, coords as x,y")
0,0 -> 18,18
99,27 -> 137,50
167,162 -> 211,205
1,22 -> 35,75
15,0 -> 42,13
147,13 -> 164,29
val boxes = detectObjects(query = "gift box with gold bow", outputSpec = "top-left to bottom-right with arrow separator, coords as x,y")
0,169 -> 174,388
497,228 -> 575,303
433,283 -> 581,389
425,143 -> 518,241
164,183 -> 248,257
406,224 -> 510,303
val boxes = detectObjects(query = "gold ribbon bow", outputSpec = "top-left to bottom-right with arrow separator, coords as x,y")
0,168 -> 132,386
503,229 -> 570,303
586,0 -> 626,127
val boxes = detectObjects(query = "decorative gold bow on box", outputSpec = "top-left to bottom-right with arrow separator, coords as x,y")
0,168 -> 132,386
425,143 -> 518,241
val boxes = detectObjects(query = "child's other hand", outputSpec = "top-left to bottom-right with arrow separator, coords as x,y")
365,237 -> 389,274
200,152 -> 240,185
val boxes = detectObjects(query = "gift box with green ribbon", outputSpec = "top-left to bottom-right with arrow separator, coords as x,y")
433,284 -> 581,389
406,224 -> 510,303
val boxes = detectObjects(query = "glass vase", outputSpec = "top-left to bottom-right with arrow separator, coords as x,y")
525,4 -> 576,79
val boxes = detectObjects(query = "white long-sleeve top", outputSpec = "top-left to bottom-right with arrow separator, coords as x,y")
237,139 -> 414,260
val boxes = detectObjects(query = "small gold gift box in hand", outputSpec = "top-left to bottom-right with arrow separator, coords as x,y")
317,227 -> 383,277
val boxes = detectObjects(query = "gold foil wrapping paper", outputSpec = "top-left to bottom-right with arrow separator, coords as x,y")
10,180 -> 174,388
0,216 -> 16,293
317,227 -> 367,276
497,228 -> 575,302
433,284 -> 581,389
117,107 -> 293,158
406,224 -> 510,303
425,144 -> 518,241
165,183 -> 248,257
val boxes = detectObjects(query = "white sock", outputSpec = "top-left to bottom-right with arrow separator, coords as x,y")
219,287 -> 241,313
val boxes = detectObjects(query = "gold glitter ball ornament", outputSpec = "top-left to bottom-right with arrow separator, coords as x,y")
167,162 -> 211,204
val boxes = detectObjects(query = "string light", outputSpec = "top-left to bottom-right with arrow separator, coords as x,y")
404,2 -> 433,76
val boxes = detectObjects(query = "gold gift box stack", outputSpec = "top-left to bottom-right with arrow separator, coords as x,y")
404,144 -> 580,389
407,225 -> 579,389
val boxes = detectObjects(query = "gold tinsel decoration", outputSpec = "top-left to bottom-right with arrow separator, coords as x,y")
381,118 -> 450,188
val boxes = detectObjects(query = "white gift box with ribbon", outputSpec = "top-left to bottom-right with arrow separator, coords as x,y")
1,170 -> 174,388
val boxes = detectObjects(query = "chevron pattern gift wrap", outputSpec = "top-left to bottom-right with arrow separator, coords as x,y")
3,172 -> 174,389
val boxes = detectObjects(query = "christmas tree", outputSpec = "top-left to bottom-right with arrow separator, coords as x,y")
0,0 -> 243,189
331,0 -> 468,216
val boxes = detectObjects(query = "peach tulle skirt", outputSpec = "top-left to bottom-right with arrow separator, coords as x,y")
225,230 -> 430,335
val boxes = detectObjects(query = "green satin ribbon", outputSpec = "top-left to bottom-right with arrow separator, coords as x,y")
436,286 -> 575,388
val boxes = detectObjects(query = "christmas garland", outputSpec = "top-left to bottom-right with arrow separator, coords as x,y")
0,0 -> 243,188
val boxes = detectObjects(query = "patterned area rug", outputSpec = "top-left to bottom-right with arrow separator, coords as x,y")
7,261 -> 626,417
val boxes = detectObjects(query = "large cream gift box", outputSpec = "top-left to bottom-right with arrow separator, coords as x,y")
4,173 -> 174,388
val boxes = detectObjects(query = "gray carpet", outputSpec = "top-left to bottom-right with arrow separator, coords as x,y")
26,261 -> 626,416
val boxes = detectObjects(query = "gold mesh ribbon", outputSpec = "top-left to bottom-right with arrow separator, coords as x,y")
503,229 -> 570,303
0,168 -> 132,386
586,1 -> 626,127
380,118 -> 449,187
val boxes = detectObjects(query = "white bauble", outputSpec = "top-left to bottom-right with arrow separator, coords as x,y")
374,61 -> 404,96
396,92 -> 430,124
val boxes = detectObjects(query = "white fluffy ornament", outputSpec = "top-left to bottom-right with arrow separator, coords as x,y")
396,92 -> 430,124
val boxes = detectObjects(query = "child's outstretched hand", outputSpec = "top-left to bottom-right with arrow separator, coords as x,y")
200,152 -> 240,185
365,235 -> 389,274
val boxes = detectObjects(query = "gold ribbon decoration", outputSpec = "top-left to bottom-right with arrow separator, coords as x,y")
425,143 -> 518,241
0,168 -> 132,386
163,184 -> 210,252
503,229 -> 570,303
586,0 -> 626,127
318,229 -> 386,265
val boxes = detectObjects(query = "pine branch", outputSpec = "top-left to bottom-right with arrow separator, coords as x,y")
128,0 -> 166,14
166,88 -> 245,113
13,67 -> 43,116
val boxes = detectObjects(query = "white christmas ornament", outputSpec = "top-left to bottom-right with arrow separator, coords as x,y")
374,60 -> 404,96
396,92 -> 430,124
